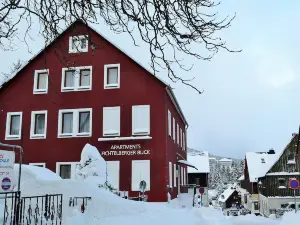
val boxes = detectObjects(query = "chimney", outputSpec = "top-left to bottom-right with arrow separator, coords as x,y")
268,148 -> 275,154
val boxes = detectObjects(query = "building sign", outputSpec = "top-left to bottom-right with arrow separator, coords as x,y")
0,150 -> 15,192
101,144 -> 151,156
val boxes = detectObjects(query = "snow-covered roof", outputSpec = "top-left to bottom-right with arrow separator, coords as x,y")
177,160 -> 197,170
238,175 -> 244,181
187,154 -> 210,173
0,20 -> 188,126
218,183 -> 238,203
245,152 -> 279,182
219,158 -> 232,162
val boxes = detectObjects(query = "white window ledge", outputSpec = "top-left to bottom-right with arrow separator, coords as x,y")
98,136 -> 152,142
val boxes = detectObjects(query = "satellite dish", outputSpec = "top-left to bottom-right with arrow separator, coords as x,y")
139,180 -> 147,192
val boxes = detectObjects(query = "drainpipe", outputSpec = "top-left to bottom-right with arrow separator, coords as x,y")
0,142 -> 23,193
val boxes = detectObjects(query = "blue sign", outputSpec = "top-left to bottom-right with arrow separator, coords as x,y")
289,179 -> 299,190
1,177 -> 11,191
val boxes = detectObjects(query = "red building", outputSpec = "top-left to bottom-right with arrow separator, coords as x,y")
0,20 -> 190,202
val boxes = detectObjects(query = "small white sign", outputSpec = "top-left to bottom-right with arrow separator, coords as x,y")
0,150 -> 15,192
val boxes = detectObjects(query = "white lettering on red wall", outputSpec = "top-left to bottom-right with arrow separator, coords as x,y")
101,144 -> 150,156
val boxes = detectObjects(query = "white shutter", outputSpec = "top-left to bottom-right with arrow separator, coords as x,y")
168,110 -> 171,136
181,166 -> 183,185
177,124 -> 179,145
183,132 -> 185,151
183,168 -> 186,185
106,161 -> 120,190
132,105 -> 150,135
169,162 -> 172,187
103,107 -> 120,136
173,118 -> 176,141
173,164 -> 176,187
131,160 -> 150,191
180,128 -> 182,148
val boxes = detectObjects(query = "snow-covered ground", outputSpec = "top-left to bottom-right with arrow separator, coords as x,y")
5,144 -> 300,225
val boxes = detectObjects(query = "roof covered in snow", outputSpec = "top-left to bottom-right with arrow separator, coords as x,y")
238,175 -> 244,181
218,183 -> 238,203
245,152 -> 279,182
187,154 -> 210,173
0,20 -> 188,125
219,158 -> 232,162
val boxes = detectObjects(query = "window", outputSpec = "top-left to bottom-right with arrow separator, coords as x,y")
106,161 -> 120,190
180,128 -> 182,148
131,160 -> 150,191
261,158 -> 265,163
58,109 -> 92,137
173,164 -> 177,187
56,162 -> 79,179
183,167 -> 186,185
30,111 -> 47,139
103,107 -> 120,136
69,35 -> 88,53
29,163 -> 46,167
278,178 -> 286,188
104,64 -> 120,89
169,162 -> 172,188
132,105 -> 150,135
33,69 -> 49,94
59,165 -> 71,179
168,110 -> 172,137
177,123 -> 179,145
61,66 -> 92,91
173,118 -> 176,141
181,166 -> 183,185
183,132 -> 185,151
5,112 -> 22,140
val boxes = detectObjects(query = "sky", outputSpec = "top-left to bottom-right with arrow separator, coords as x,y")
1,1 -> 300,159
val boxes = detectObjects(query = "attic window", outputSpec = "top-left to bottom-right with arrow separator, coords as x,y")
69,35 -> 88,53
287,152 -> 295,164
278,178 -> 286,188
261,158 -> 265,163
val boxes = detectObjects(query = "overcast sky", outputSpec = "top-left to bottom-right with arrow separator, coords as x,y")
1,1 -> 299,159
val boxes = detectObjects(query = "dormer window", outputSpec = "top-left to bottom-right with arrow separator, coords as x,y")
261,158 -> 265,163
69,35 -> 88,53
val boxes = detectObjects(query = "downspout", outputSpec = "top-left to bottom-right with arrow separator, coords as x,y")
0,142 -> 23,193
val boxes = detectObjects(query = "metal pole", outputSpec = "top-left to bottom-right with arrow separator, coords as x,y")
294,189 -> 297,214
0,142 -> 23,193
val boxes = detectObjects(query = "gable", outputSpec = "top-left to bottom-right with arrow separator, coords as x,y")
0,20 -> 187,125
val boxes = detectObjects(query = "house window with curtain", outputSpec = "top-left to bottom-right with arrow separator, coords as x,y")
69,35 -> 88,53
5,112 -> 22,140
58,109 -> 92,137
30,111 -> 47,139
104,64 -> 120,89
62,66 -> 92,92
33,69 -> 49,94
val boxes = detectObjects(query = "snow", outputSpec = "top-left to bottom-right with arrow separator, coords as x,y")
218,183 -> 238,203
219,158 -> 233,162
245,152 -> 279,182
187,154 -> 210,173
266,172 -> 300,176
178,159 -> 197,170
238,175 -> 244,181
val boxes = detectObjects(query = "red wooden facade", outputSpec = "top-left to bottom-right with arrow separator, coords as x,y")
0,20 -> 188,202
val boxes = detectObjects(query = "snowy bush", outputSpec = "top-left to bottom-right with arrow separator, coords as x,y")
76,144 -> 114,191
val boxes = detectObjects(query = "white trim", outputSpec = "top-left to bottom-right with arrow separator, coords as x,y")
29,163 -> 46,167
103,106 -> 120,137
30,110 -> 48,139
61,66 -> 92,92
132,105 -> 150,136
177,123 -> 179,145
33,69 -> 49,94
69,35 -> 88,53
172,118 -> 176,141
5,112 -> 23,140
98,136 -> 152,141
56,162 -> 79,179
169,162 -> 173,188
104,64 -> 120,89
58,108 -> 92,138
168,110 -> 171,137
173,164 -> 177,187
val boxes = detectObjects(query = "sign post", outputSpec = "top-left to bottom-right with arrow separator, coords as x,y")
289,179 -> 299,214
199,187 -> 205,207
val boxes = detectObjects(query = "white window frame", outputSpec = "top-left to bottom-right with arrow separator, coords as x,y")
5,112 -> 23,140
61,66 -> 92,92
103,106 -> 120,137
183,132 -> 185,151
168,110 -> 172,137
172,118 -> 176,141
56,162 -> 79,179
169,162 -> 172,188
177,123 -> 179,145
33,69 -> 49,94
132,105 -> 150,136
29,163 -> 46,168
173,164 -> 177,187
58,108 -> 92,138
181,166 -> 183,185
104,64 -> 120,89
180,128 -> 182,148
30,110 -> 48,139
69,35 -> 88,53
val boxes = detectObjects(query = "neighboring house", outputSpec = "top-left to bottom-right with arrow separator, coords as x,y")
239,149 -> 278,215
218,183 -> 240,209
219,158 -> 232,168
187,152 -> 210,187
258,134 -> 300,216
209,157 -> 217,166
0,20 -> 190,202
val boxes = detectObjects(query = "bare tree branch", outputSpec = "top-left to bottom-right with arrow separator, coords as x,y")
0,0 -> 240,93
